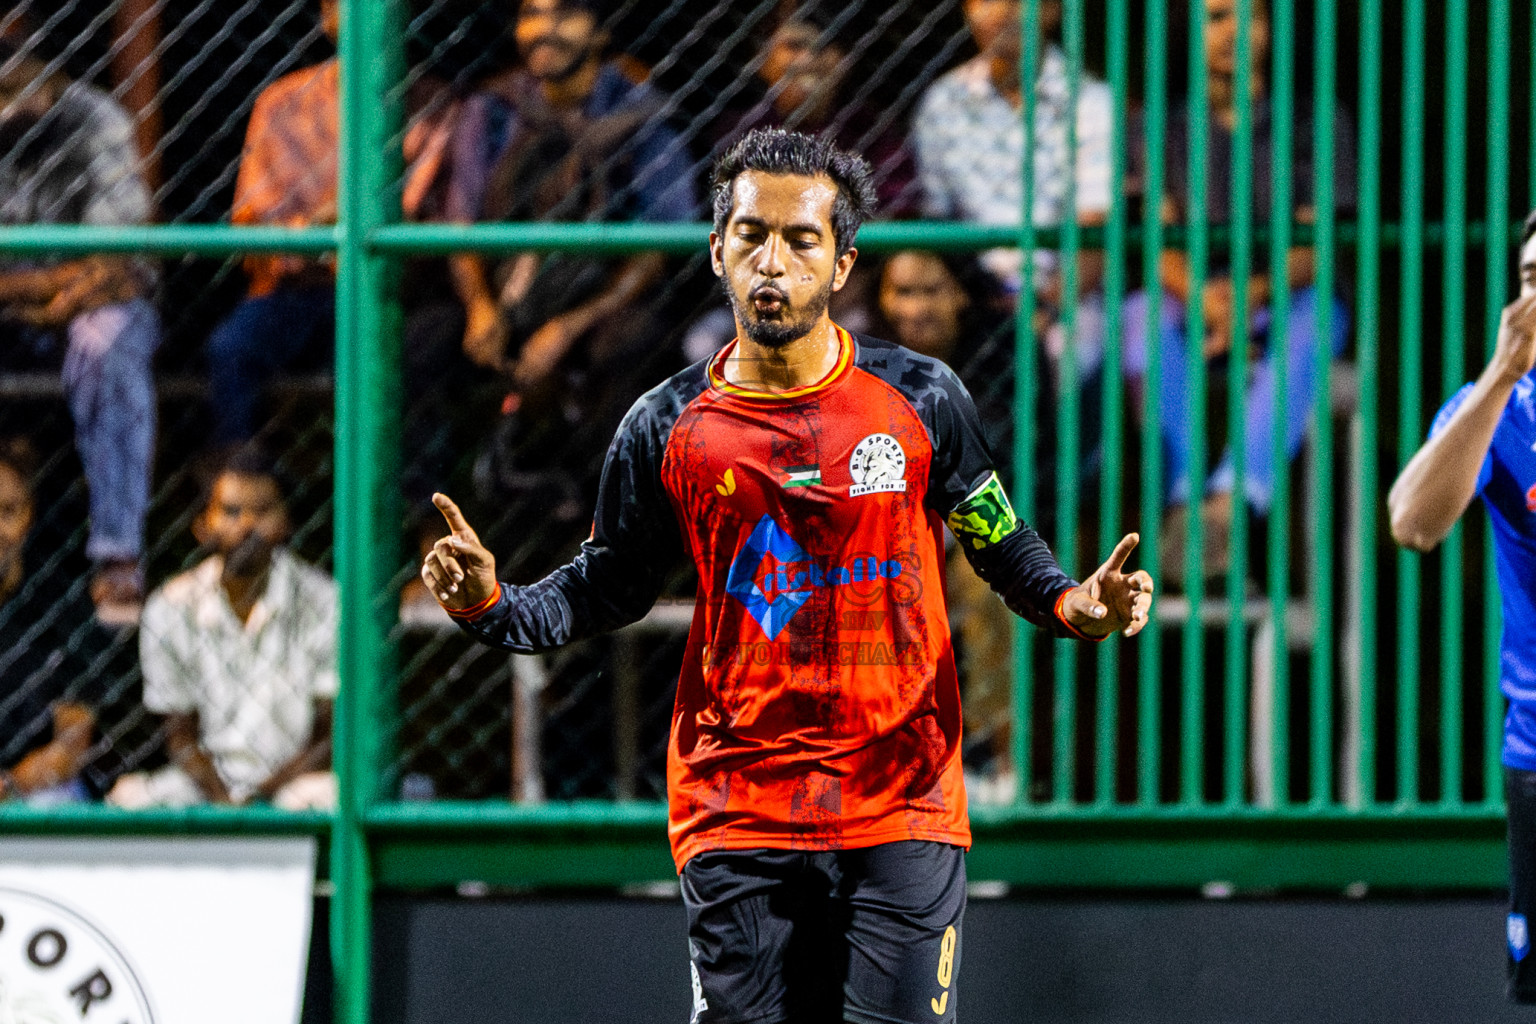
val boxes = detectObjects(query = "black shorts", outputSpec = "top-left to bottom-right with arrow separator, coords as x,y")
680,840 -> 966,1024
1508,768 -> 1536,1003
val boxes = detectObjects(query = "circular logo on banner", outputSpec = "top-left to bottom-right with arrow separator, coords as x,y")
848,433 -> 907,497
0,887 -> 154,1024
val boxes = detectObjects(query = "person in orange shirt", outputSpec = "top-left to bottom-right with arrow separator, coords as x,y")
204,0 -> 340,445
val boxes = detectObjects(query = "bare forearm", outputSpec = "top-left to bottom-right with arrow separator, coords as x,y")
565,253 -> 665,335
252,738 -> 332,802
1388,368 -> 1512,550
450,253 -> 494,308
170,742 -> 231,803
11,742 -> 84,793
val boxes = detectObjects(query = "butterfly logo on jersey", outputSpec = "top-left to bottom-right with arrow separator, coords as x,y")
715,468 -> 736,497
848,433 -> 907,497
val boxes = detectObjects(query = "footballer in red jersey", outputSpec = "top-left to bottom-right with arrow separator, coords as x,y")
423,128 -> 1154,1024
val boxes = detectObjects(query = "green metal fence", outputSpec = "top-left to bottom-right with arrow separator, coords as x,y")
3,0 -> 1536,1020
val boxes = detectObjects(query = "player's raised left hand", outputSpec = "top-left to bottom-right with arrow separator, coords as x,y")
1059,533 -> 1155,639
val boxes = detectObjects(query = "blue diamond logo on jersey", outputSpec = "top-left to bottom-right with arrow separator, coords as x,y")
726,515 -> 815,640
1512,914 -> 1530,962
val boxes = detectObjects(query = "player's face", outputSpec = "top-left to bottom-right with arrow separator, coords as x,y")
879,252 -> 969,362
1204,0 -> 1270,80
516,0 -> 599,83
196,472 -> 291,577
1519,234 -> 1536,299
712,170 -> 855,349
0,464 -> 33,576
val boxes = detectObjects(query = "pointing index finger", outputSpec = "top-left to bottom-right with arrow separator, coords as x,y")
1096,532 -> 1140,576
433,492 -> 477,540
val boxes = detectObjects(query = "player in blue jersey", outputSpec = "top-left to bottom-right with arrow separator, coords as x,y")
1389,208 -> 1536,1003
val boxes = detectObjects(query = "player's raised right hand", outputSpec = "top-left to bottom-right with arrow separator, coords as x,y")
1492,293 -> 1536,386
423,493 -> 498,612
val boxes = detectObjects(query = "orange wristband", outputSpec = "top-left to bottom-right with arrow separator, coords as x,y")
1053,587 -> 1107,643
443,586 -> 502,622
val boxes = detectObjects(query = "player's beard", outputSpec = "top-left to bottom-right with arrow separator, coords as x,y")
726,276 -> 835,350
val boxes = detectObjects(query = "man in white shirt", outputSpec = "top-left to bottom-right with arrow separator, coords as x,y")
911,0 -> 1112,386
108,449 -> 337,810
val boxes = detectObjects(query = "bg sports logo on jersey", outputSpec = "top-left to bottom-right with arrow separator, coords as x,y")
725,515 -> 903,639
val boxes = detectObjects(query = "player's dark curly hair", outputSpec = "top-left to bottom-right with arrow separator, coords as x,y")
710,128 -> 877,258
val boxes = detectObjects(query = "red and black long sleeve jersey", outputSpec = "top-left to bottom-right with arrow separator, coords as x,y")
457,327 -> 1088,869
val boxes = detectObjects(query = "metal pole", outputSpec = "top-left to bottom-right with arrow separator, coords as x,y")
334,0 -> 405,1020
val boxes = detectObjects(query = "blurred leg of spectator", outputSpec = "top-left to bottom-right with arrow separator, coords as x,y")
107,766 -> 337,810
206,285 -> 335,445
1206,286 -> 1350,511
949,546 -> 1014,804
1126,286 -> 1349,584
402,298 -> 472,505
64,297 -> 161,612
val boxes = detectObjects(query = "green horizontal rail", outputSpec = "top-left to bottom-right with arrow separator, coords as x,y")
0,225 -> 338,254
363,805 -> 1507,890
0,219 -> 1517,257
0,806 -> 331,834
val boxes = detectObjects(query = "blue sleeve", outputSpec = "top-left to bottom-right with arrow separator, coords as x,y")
1430,382 -> 1494,495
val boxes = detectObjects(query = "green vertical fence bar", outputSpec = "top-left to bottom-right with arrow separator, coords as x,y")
1051,0 -> 1085,806
1181,0 -> 1211,806
1222,0 -> 1256,808
1137,0 -> 1169,807
1396,0 -> 1428,806
1309,0 -> 1339,807
1266,0 -> 1295,805
1012,0 -> 1043,806
1483,0 -> 1513,808
1438,0 -> 1469,806
1354,0 -> 1384,806
335,0 -> 404,1020
1094,0 -> 1131,808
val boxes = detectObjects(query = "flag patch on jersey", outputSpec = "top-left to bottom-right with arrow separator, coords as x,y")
782,465 -> 821,488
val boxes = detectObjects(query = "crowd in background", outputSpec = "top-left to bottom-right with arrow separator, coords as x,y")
0,0 -> 1359,806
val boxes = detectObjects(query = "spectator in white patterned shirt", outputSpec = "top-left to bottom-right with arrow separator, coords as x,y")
108,448 -> 337,810
911,0 -> 1112,394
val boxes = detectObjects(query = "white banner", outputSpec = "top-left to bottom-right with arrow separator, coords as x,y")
0,836 -> 316,1024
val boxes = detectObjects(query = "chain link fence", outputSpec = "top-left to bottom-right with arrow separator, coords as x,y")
0,0 -> 337,808
7,0 -> 1532,817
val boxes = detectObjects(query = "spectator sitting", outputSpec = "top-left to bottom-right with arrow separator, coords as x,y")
108,447 -> 337,810
0,438 -> 107,805
911,0 -> 1112,393
205,0 -> 339,446
712,10 -> 917,216
405,0 -> 697,582
441,0 -> 696,399
1125,0 -> 1352,585
874,251 -> 1016,799
0,42 -> 162,620
682,9 -> 917,359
